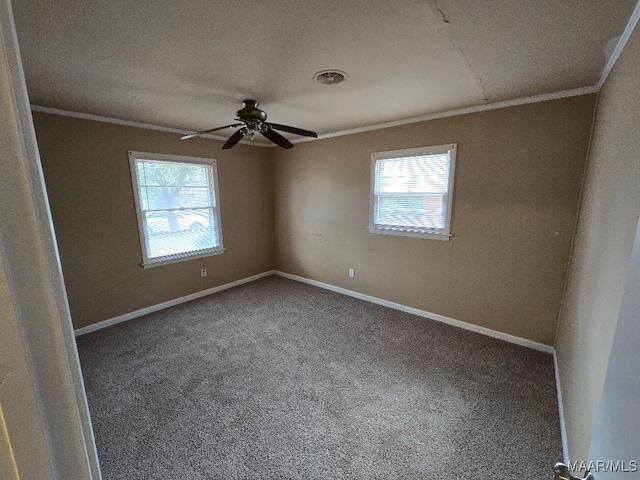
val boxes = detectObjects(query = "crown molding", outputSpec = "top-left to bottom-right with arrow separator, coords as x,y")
32,85 -> 600,148
29,105 -> 271,147
597,0 -> 640,89
29,0 -> 640,149
292,85 -> 600,144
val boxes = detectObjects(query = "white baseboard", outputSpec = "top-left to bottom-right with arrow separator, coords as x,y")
76,268 -> 556,353
554,351 -> 570,463
74,270 -> 276,336
274,271 -> 555,354
76,267 -> 565,456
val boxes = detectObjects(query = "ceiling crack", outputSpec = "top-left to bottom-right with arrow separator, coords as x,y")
432,0 -> 451,25
456,45 -> 490,104
427,1 -> 489,104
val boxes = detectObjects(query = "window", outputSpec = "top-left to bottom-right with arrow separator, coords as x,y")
129,151 -> 224,267
369,144 -> 456,240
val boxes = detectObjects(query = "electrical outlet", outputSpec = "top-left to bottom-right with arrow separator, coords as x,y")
200,268 -> 207,277
348,268 -> 355,278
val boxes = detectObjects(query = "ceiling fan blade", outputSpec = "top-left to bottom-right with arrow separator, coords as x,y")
181,123 -> 242,140
260,128 -> 294,149
265,122 -> 317,138
221,128 -> 247,149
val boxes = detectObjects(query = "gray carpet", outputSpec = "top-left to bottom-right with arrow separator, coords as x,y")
77,275 -> 562,479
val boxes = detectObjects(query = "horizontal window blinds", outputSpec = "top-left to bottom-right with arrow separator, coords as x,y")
135,159 -> 220,261
373,152 -> 451,234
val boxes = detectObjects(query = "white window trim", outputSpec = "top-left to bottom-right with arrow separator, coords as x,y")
128,151 -> 224,268
368,144 -> 457,241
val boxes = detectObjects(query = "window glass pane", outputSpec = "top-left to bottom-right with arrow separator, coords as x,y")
138,160 -> 209,187
132,154 -> 222,263
139,186 -> 213,211
144,208 -> 218,259
137,160 -> 215,213
377,154 -> 448,194
371,147 -> 454,235
375,194 -> 445,230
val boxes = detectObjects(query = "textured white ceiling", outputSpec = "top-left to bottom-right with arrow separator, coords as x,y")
12,0 -> 637,140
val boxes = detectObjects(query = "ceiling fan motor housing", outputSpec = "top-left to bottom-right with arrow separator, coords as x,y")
236,100 -> 267,128
182,99 -> 317,149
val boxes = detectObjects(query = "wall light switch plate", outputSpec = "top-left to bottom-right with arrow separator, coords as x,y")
200,268 -> 207,277
348,268 -> 355,278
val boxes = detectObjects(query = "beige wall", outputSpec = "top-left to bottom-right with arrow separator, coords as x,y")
33,113 -> 275,329
555,26 -> 640,463
0,256 -> 50,480
1,25 -> 49,477
273,95 -> 596,346
1,9 -> 99,472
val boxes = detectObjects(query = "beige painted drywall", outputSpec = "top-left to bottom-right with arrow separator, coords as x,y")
555,25 -> 640,463
1,11 -> 93,474
0,18 -> 49,477
0,405 -> 19,480
273,95 -> 597,346
32,113 -> 275,329
0,256 -> 51,479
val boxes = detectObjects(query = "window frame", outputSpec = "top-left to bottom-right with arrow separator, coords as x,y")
368,143 -> 457,241
128,151 -> 224,268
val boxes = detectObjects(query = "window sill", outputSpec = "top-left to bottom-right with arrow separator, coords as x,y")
141,248 -> 225,269
368,227 -> 450,241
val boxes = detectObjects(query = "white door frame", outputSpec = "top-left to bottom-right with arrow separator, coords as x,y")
587,214 -> 640,478
0,0 -> 101,477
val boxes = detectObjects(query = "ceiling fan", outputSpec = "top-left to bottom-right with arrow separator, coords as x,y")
181,99 -> 317,149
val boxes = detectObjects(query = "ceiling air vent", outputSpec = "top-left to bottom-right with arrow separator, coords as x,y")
314,70 -> 347,86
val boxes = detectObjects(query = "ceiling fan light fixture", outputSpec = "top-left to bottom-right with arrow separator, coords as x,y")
314,70 -> 347,85
181,100 -> 317,149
